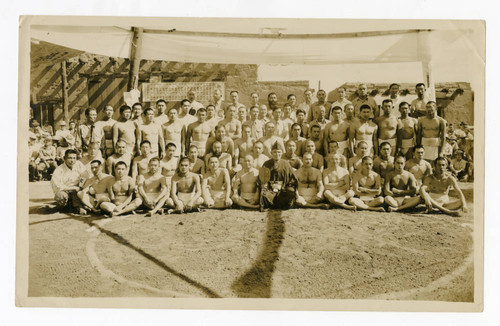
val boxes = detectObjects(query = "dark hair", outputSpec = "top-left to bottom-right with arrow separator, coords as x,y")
379,141 -> 392,149
416,83 -> 426,88
310,124 -> 321,131
287,94 -> 296,100
361,156 -> 373,164
249,105 -> 259,111
331,106 -> 342,112
389,83 -> 400,89
143,107 -> 154,114
230,90 -> 239,95
115,161 -> 128,169
267,92 -> 277,99
85,107 -> 97,116
179,157 -> 190,165
149,157 -> 161,164
360,104 -> 372,112
166,142 -> 177,150
338,87 -> 346,92
382,99 -> 393,105
296,108 -> 306,115
180,99 -> 191,106
167,107 -> 178,114
434,156 -> 448,166
197,107 -> 207,114
189,144 -> 199,151
156,99 -> 167,105
413,145 -> 425,152
64,149 -> 78,157
399,101 -> 410,109
317,89 -> 326,94
206,104 -> 215,109
132,102 -> 142,108
90,159 -> 102,165
140,140 -> 151,147
119,105 -> 132,113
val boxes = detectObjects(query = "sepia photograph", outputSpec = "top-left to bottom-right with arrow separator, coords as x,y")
16,16 -> 484,311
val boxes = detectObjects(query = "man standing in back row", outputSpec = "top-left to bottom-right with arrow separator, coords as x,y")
417,101 -> 446,161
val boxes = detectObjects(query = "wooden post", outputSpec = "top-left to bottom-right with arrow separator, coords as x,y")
61,60 -> 69,123
127,27 -> 144,91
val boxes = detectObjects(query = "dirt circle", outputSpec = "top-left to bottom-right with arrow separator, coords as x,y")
92,208 -> 473,300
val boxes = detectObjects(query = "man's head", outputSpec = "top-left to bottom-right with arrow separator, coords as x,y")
416,83 -> 426,96
382,99 -> 393,115
270,142 -> 283,161
305,140 -> 316,154
259,104 -> 268,119
399,101 -> 410,117
64,149 -> 78,168
58,120 -> 67,130
212,141 -> 223,157
287,94 -> 297,106
317,89 -> 326,102
328,153 -> 342,167
296,109 -> 306,122
394,155 -> 406,172
132,102 -> 143,118
180,99 -> 191,114
188,145 -> 199,160
104,105 -> 114,118
206,105 -> 215,118
291,123 -> 302,138
268,92 -> 278,106
88,141 -> 101,157
253,141 -> 264,155
119,105 -> 132,120
114,161 -> 128,177
140,140 -> 151,155
434,156 -> 448,174
215,125 -> 226,139
197,108 -> 207,122
213,89 -> 222,101
165,142 -> 177,158
328,141 -> 339,154
208,155 -> 220,171
317,105 -> 326,120
242,124 -> 251,139
304,89 -> 313,103
230,90 -> 239,104
283,103 -> 292,117
226,105 -> 237,119
85,108 -> 98,123
344,103 -> 354,118
251,92 -> 259,104
285,140 -> 297,154
426,101 -> 437,118
156,99 -> 167,115
302,152 -> 313,167
265,121 -> 276,136
310,125 -> 321,140
389,83 -> 400,97
238,106 -> 247,121
413,145 -> 425,160
331,106 -> 342,121
187,90 -> 196,102
272,106 -> 282,121
68,120 -> 76,130
144,107 -> 155,123
116,140 -> 127,155
361,155 -> 374,171
178,157 -> 190,174
242,154 -> 254,170
359,104 -> 372,120
379,142 -> 392,159
89,160 -> 102,176
249,106 -> 259,120
167,107 -> 178,121
148,157 -> 161,174
358,83 -> 368,97
356,140 -> 369,157
338,87 -> 347,99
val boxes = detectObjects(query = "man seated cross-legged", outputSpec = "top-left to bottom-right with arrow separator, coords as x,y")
419,156 -> 468,217
295,152 -> 328,209
77,160 -> 112,214
231,154 -> 260,209
349,156 -> 386,212
202,156 -> 233,209
323,153 -> 356,211
137,157 -> 170,216
101,161 -> 142,217
384,155 -> 421,212
169,157 -> 204,214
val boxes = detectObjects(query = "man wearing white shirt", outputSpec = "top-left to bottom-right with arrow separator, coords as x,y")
298,89 -> 313,120
187,89 -> 204,115
410,83 -> 428,118
50,149 -> 87,212
178,99 -> 198,129
329,87 -> 352,120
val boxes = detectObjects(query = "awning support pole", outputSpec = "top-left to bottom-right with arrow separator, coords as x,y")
127,27 -> 144,91
418,31 -> 436,102
60,60 -> 69,123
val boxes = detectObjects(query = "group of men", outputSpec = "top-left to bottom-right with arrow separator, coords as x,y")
38,83 -> 470,216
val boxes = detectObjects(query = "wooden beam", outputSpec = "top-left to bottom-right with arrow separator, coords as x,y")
143,28 -> 433,39
127,27 -> 144,91
60,60 -> 69,123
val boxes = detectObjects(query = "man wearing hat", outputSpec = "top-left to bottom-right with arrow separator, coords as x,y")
258,141 -> 298,211
54,120 -> 70,140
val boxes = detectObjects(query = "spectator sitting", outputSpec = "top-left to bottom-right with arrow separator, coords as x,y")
449,150 -> 469,182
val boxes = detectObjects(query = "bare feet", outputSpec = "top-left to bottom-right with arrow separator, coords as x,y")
387,206 -> 397,212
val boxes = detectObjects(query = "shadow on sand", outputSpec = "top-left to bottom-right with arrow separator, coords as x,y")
230,210 -> 285,298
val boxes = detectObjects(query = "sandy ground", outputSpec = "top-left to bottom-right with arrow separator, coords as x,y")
27,181 -> 474,300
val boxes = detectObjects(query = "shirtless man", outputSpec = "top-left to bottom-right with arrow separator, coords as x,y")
298,89 -> 313,121
101,161 -> 142,216
205,141 -> 233,171
420,157 -> 468,216
352,83 -> 379,118
186,145 -> 205,175
97,105 -> 116,157
231,154 -> 260,209
228,90 -> 246,112
295,109 -> 310,139
112,105 -> 139,155
77,160 -> 111,213
417,101 -> 446,161
238,106 -> 248,124
375,99 -> 398,156
131,102 -> 144,125
153,99 -> 169,126
206,104 -> 220,131
131,140 -> 155,180
186,108 -> 212,157
349,140 -> 370,174
283,140 -> 303,170
137,157 -> 170,216
373,142 -> 395,183
384,155 -> 421,212
271,106 -> 289,140
162,107 -> 185,158
202,156 -> 233,209
323,106 -> 350,157
323,153 -> 356,210
205,125 -> 234,157
252,141 -> 269,169
79,141 -> 104,176
396,102 -> 418,158
281,103 -> 295,130
105,140 -> 132,176
218,105 -> 242,141
258,121 -> 286,158
303,140 -> 324,171
178,99 -> 197,129
349,156 -> 385,212
381,83 -> 402,117
246,106 -> 265,140
295,153 -> 328,209
234,124 -> 255,168
289,123 -> 306,156
138,107 -> 164,157
329,87 -> 352,120
169,157 -> 204,213
304,125 -> 324,155
410,83 -> 428,118
326,141 -> 347,169
161,143 -> 179,180
405,145 -> 433,189
349,104 -> 378,156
